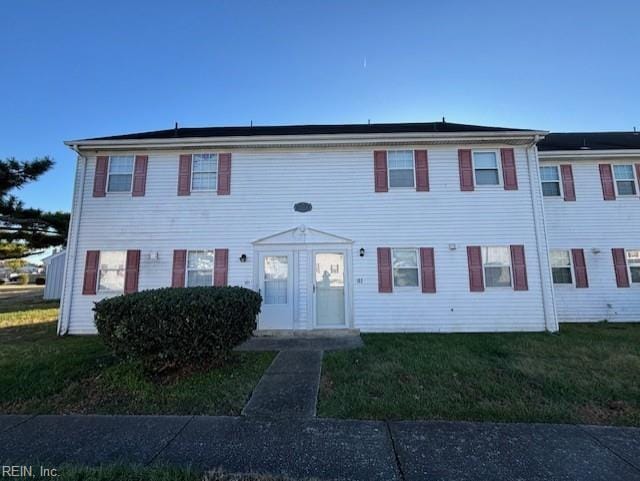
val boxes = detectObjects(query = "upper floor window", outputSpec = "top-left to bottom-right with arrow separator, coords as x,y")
387,150 -> 415,188
627,250 -> 640,283
192,154 -> 218,191
473,151 -> 500,186
540,166 -> 561,197
392,248 -> 419,287
550,250 -> 573,284
186,250 -> 214,286
482,246 -> 511,287
107,156 -> 134,192
613,165 -> 637,196
98,251 -> 126,292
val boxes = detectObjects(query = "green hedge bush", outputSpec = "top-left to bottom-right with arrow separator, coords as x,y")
94,286 -> 261,373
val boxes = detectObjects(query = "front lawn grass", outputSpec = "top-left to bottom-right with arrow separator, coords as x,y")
319,324 -> 640,426
0,298 -> 274,415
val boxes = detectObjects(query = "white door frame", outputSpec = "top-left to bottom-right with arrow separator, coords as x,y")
310,248 -> 352,329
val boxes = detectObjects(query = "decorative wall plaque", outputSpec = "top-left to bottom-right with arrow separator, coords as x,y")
294,202 -> 312,213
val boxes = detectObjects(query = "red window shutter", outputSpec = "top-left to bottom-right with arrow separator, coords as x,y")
217,153 -> 231,195
599,164 -> 616,200
612,248 -> 630,288
467,246 -> 484,292
93,156 -> 109,197
124,250 -> 141,294
171,250 -> 187,287
500,148 -> 518,190
82,250 -> 100,295
419,247 -> 436,293
132,155 -> 148,197
571,249 -> 588,288
414,150 -> 429,192
374,151 -> 388,192
510,245 -> 528,291
458,149 -> 474,191
178,155 -> 192,196
214,248 -> 229,286
377,247 -> 392,292
560,164 -> 576,201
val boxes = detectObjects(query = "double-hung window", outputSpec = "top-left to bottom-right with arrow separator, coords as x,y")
482,247 -> 512,287
613,165 -> 637,196
626,250 -> 640,283
550,250 -> 573,284
387,150 -> 415,188
98,251 -> 126,292
192,154 -> 218,191
186,250 -> 214,286
473,151 -> 500,186
392,248 -> 419,287
540,166 -> 562,197
107,156 -> 134,192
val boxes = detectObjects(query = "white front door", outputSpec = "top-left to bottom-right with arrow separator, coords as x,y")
258,252 -> 294,330
313,251 -> 346,327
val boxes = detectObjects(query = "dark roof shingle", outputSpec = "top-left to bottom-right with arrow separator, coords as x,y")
538,132 -> 640,151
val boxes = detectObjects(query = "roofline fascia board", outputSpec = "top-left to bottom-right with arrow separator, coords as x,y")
65,130 -> 548,151
539,149 -> 640,160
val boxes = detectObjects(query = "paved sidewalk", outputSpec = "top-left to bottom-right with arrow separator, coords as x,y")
1,415 -> 638,480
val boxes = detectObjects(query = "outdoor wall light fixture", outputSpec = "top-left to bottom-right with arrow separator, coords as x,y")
359,248 -> 365,257
239,254 -> 247,263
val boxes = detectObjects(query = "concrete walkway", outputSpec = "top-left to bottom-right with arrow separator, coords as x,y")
0,415 -> 638,480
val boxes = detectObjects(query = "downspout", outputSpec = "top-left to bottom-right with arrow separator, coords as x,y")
57,145 -> 87,335
525,136 -> 559,332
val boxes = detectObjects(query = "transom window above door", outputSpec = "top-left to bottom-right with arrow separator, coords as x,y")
613,165 -> 637,196
387,150 -> 415,188
186,250 -> 214,286
482,246 -> 512,287
107,156 -> 134,192
392,248 -> 419,287
540,166 -> 562,197
192,154 -> 218,191
473,151 -> 500,186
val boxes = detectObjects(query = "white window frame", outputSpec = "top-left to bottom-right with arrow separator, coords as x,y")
387,150 -> 416,189
550,249 -> 574,286
472,150 -> 503,187
540,165 -> 563,198
106,155 -> 134,194
185,250 -> 215,287
612,164 -> 638,197
391,248 -> 421,290
481,246 -> 512,288
191,153 -> 218,192
625,249 -> 640,285
97,250 -> 127,293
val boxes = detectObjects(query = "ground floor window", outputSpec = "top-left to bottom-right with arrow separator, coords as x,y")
482,247 -> 512,287
392,249 -> 419,288
627,250 -> 640,283
98,251 -> 126,292
186,250 -> 214,286
550,250 -> 573,284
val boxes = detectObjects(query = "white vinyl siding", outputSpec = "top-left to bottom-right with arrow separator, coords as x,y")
613,164 -> 637,196
191,154 -> 218,191
473,151 -> 500,186
186,250 -> 214,286
392,249 -> 419,288
387,150 -> 415,188
97,251 -> 126,292
107,156 -> 134,193
482,247 -> 511,287
550,250 -> 573,284
540,166 -> 562,197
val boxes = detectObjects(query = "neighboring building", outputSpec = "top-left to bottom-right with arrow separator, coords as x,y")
56,122 -> 639,336
43,250 -> 66,300
538,132 -> 640,322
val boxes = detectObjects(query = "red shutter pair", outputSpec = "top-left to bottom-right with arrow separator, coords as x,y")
459,148 -> 519,191
178,154 -> 232,195
377,247 -> 435,293
93,156 -> 148,197
171,249 -> 229,287
82,250 -> 140,295
467,245 -> 528,292
373,150 -> 429,192
600,164 -> 640,200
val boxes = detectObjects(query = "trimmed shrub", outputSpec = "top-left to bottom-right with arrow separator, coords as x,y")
16,273 -> 29,285
93,286 -> 261,373
35,277 -> 46,285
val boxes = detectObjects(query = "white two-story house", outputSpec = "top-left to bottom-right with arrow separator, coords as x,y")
56,122 -> 640,335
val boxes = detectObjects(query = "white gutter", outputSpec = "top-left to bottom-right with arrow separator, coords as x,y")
57,144 -> 86,335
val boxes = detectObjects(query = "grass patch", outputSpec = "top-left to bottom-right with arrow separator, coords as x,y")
319,324 -> 640,426
0,293 -> 274,415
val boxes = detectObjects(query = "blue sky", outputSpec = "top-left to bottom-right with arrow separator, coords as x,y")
2,0 -> 638,213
